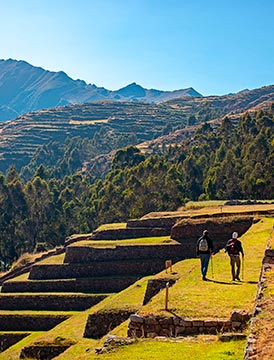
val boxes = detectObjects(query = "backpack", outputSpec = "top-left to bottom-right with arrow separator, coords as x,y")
199,237 -> 208,252
227,239 -> 238,255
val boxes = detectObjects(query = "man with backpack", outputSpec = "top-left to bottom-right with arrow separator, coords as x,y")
196,230 -> 214,281
225,232 -> 244,281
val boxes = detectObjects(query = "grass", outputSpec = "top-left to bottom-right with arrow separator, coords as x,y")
143,203 -> 274,219
140,218 -> 273,318
1,215 -> 273,360
38,253 -> 66,265
95,223 -> 127,231
60,337 -> 246,360
70,236 -> 176,247
184,200 -> 226,210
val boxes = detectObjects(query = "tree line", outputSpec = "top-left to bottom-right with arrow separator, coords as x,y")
0,108 -> 273,267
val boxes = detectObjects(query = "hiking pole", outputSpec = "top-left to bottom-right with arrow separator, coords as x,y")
211,254 -> 214,279
242,256 -> 244,280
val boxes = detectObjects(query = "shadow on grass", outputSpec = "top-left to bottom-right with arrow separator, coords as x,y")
206,279 -> 243,285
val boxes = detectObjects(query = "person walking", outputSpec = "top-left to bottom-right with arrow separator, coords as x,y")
196,230 -> 214,281
225,232 -> 244,281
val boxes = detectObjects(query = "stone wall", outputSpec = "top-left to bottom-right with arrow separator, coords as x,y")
128,310 -> 251,338
64,244 -> 184,264
29,259 -> 168,280
171,217 -> 253,256
143,278 -> 177,305
1,276 -> 139,294
20,344 -> 72,360
91,227 -> 170,240
0,333 -> 29,352
244,247 -> 274,359
0,294 -> 107,311
0,314 -> 69,331
126,217 -> 184,230
84,309 -> 136,339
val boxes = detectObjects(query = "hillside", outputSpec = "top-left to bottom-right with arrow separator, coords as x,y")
0,59 -> 201,121
0,83 -> 273,176
0,205 -> 273,359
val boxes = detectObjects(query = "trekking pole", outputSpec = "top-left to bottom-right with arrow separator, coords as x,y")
211,254 -> 214,279
242,256 -> 244,280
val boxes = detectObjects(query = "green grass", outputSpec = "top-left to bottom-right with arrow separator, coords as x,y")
38,253 -> 65,264
184,200 -> 226,210
60,337 -> 246,360
95,223 -> 127,231
2,217 -> 273,360
140,218 -> 273,318
69,236 -> 176,247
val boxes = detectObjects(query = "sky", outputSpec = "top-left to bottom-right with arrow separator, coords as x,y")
1,0 -> 274,96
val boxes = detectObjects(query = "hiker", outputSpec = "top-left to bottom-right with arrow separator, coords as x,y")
196,230 -> 214,281
225,232 -> 244,281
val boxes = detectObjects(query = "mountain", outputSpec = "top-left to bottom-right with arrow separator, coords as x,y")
0,59 -> 202,121
0,83 -> 273,176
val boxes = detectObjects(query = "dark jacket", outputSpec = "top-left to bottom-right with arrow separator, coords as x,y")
196,235 -> 214,256
225,238 -> 244,256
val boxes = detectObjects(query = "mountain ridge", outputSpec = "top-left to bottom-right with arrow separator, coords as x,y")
0,59 -> 202,121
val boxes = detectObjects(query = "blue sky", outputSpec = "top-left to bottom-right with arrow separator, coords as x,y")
1,0 -> 274,95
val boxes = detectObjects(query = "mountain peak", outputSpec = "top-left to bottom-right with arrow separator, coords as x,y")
117,83 -> 146,98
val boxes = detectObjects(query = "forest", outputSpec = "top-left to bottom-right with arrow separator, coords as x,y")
0,108 -> 273,267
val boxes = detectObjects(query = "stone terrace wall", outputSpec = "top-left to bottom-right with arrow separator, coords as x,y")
143,278 -> 177,305
0,294 -> 107,311
84,309 -> 136,339
171,217 -> 253,256
29,259 -> 167,280
91,227 -> 170,240
126,217 -> 184,230
0,333 -> 30,352
0,314 -> 69,331
128,311 -> 251,338
20,344 -> 72,360
64,244 -> 184,264
2,276 -> 139,294
244,247 -> 274,359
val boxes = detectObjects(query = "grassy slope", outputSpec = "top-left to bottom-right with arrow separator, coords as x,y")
141,218 -> 272,318
2,216 -> 273,360
55,218 -> 273,360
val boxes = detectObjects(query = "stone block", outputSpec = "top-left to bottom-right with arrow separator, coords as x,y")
192,320 -> 204,327
130,314 -> 144,324
175,326 -> 185,336
231,321 -> 242,329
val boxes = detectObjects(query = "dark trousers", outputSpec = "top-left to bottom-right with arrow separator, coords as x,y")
230,254 -> 241,279
200,253 -> 210,277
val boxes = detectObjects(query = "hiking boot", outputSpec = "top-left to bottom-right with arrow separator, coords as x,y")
202,276 -> 208,281
236,277 -> 241,281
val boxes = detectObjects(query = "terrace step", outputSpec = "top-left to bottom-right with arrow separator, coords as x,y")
1,276 -> 140,294
0,314 -> 70,331
0,332 -> 30,352
0,293 -> 108,311
64,243 -> 184,263
29,259 -> 167,280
